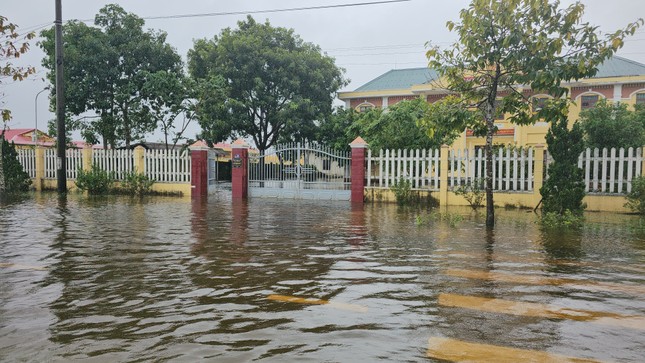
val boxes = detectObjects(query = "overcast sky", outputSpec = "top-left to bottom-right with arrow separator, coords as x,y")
3,0 -> 645,142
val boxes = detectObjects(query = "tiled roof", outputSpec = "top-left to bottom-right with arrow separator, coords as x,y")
352,56 -> 645,93
354,67 -> 439,92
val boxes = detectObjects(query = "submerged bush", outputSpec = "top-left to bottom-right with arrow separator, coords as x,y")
121,171 -> 154,196
625,176 -> 645,215
540,210 -> 584,229
0,137 -> 31,194
453,179 -> 484,210
75,164 -> 114,195
390,177 -> 414,206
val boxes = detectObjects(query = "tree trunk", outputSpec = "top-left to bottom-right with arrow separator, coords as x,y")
485,115 -> 495,228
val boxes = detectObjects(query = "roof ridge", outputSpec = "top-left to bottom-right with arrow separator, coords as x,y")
610,55 -> 645,68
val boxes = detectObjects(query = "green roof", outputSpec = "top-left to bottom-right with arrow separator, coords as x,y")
353,56 -> 645,92
354,67 -> 439,92
593,56 -> 645,78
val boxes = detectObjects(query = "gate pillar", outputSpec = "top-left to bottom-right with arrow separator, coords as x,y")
231,139 -> 249,199
190,141 -> 210,198
350,137 -> 369,204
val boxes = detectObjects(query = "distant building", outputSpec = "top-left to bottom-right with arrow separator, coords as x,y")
338,56 -> 645,149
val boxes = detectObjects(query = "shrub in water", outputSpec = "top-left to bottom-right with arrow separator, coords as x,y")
75,164 -> 114,195
121,171 -> 154,196
625,176 -> 645,215
0,136 -> 31,194
390,177 -> 414,206
453,179 -> 484,210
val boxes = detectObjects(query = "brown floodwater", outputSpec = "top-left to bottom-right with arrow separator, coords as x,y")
1,191 -> 644,362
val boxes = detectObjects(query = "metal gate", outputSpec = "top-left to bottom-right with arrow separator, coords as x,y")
249,142 -> 351,200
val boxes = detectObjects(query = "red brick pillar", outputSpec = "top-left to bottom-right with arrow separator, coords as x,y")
350,137 -> 369,204
231,139 -> 249,199
190,141 -> 209,198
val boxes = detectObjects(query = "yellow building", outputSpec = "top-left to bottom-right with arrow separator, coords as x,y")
338,56 -> 645,150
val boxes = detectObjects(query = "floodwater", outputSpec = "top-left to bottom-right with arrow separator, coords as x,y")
1,192 -> 644,362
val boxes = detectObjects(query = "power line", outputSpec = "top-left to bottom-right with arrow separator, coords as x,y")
74,0 -> 411,22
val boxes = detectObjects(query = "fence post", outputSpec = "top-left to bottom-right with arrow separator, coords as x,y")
82,145 -> 93,172
35,146 -> 45,191
133,146 -> 145,174
231,139 -> 249,199
439,145 -> 449,206
190,141 -> 210,198
350,137 -> 368,204
533,144 -> 545,205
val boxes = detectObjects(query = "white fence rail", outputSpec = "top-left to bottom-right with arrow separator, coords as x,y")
576,147 -> 643,194
45,149 -> 83,179
16,149 -> 36,178
367,149 -> 441,190
92,149 -> 133,180
145,149 -> 191,183
368,146 -> 644,195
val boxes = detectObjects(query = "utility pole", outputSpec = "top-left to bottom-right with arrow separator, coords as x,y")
55,0 -> 67,193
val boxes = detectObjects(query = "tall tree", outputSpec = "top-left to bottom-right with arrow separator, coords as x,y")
40,4 -> 183,148
1,16 -> 35,193
579,99 -> 645,150
427,0 -> 642,228
188,16 -> 347,153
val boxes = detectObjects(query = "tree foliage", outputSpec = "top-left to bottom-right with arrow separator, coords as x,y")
188,16 -> 347,152
1,15 -> 36,122
0,134 -> 31,194
40,4 -> 183,148
541,111 -> 586,215
426,0 -> 642,227
579,100 -> 645,150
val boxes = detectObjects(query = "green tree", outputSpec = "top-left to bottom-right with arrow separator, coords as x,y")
1,16 -> 35,193
541,110 -> 586,216
40,4 -> 183,148
315,107 -> 360,151
579,99 -> 645,149
427,0 -> 642,227
0,135 -> 31,193
188,16 -> 346,153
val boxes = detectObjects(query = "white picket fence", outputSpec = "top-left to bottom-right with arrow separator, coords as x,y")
144,149 -> 191,183
367,149 -> 441,190
16,148 -> 191,183
16,149 -> 36,178
45,149 -> 83,179
575,147 -> 643,194
368,146 -> 644,195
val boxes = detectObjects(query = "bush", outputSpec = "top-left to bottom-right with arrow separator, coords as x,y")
625,176 -> 645,215
121,171 -> 154,196
75,164 -> 114,195
0,137 -> 31,193
540,210 -> 584,229
390,177 -> 414,206
453,179 -> 484,210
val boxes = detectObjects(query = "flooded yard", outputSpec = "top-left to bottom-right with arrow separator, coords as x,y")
1,192 -> 644,362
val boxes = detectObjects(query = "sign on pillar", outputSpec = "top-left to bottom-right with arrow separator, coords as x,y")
232,139 -> 249,199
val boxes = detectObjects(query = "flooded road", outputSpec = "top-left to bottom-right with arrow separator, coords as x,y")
1,192 -> 644,362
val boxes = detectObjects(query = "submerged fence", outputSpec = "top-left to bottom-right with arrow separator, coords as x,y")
16,147 -> 191,185
368,146 -> 644,195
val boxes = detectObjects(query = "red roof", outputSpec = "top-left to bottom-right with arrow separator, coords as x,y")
466,128 -> 515,137
1,128 -> 55,147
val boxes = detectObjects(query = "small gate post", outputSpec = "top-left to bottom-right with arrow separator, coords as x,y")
231,139 -> 249,199
350,137 -> 369,204
190,141 -> 209,198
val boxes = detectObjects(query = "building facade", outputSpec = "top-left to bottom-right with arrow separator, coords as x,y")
338,56 -> 645,150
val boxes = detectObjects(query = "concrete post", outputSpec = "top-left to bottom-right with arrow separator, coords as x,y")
439,145 -> 450,206
35,146 -> 45,191
350,137 -> 368,204
231,139 -> 249,199
190,141 -> 210,198
533,144 -> 545,202
133,146 -> 145,174
82,145 -> 93,172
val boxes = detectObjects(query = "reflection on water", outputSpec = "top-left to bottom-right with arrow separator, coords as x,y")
1,192 -> 644,362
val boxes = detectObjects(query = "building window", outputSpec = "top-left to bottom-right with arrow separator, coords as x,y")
581,95 -> 599,110
636,93 -> 645,105
322,159 -> 331,171
355,102 -> 375,113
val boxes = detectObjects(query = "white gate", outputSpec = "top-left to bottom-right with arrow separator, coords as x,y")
248,142 -> 351,200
